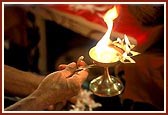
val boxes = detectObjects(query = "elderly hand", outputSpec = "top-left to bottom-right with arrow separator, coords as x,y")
5,61 -> 88,111
32,61 -> 88,109
46,58 -> 88,110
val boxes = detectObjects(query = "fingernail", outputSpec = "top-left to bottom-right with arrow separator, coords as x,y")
78,56 -> 84,61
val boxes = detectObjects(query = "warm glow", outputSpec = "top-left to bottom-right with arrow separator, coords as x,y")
95,6 -> 119,63
90,6 -> 140,64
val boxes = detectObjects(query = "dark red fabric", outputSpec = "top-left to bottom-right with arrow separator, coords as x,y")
119,52 -> 164,110
47,4 -> 159,50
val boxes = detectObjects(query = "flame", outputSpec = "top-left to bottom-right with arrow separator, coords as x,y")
95,6 -> 119,63
91,6 -> 140,63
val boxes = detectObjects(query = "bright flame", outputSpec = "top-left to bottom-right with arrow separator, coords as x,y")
91,6 -> 140,64
95,6 -> 119,63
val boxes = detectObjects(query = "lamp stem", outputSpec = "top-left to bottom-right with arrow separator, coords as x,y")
102,66 -> 113,84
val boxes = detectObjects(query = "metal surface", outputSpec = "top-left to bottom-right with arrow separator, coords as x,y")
89,67 -> 124,97
88,47 -> 124,97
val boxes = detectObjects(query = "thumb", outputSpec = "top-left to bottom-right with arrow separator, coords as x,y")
68,69 -> 88,86
61,62 -> 77,78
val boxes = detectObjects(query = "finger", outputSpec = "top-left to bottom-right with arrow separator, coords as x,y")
61,62 -> 77,78
77,56 -> 86,67
68,96 -> 78,104
47,105 -> 55,111
68,69 -> 88,86
58,64 -> 67,70
54,101 -> 67,111
47,101 -> 66,111
77,60 -> 87,67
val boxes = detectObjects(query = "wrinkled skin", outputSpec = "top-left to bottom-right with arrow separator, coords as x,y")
36,62 -> 88,105
5,61 -> 88,111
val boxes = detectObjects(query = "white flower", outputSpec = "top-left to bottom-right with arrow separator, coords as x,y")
112,34 -> 140,63
70,89 -> 102,111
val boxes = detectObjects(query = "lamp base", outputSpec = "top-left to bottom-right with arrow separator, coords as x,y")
89,75 -> 124,97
